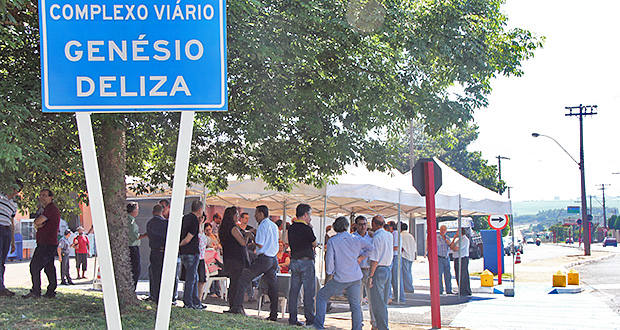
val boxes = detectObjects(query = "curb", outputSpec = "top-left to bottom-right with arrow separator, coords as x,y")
548,286 -> 584,294
561,252 -> 620,270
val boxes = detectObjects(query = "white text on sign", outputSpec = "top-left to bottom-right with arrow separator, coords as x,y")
49,3 -> 215,21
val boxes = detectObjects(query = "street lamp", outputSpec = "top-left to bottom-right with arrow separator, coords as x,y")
532,132 -> 591,256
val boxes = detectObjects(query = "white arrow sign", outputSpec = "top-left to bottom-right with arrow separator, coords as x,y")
488,214 -> 509,230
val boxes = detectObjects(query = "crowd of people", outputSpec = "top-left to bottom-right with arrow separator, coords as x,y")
140,201 -> 438,330
0,185 -> 471,330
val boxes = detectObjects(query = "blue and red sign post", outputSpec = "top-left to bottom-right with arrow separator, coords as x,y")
488,215 -> 508,284
412,159 -> 442,329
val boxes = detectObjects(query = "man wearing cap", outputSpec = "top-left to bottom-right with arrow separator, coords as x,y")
58,229 -> 74,285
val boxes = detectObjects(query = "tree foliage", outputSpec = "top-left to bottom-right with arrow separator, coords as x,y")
397,121 -> 506,193
1,0 -> 543,306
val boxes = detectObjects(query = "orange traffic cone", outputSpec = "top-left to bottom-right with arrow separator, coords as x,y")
92,267 -> 102,290
515,251 -> 521,264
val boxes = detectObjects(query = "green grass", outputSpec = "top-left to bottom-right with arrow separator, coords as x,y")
471,272 -> 513,279
0,288 -> 290,330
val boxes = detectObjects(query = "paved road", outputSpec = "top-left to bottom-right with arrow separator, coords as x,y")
576,252 -> 620,314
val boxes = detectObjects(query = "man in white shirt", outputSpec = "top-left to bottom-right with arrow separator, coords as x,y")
0,181 -> 22,297
450,228 -> 472,296
399,223 -> 416,293
368,215 -> 393,330
234,205 -> 280,320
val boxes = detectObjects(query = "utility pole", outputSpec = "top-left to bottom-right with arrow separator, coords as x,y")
565,104 -> 597,256
598,184 -> 609,228
496,155 -> 510,195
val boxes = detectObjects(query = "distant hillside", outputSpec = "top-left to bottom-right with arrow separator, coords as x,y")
513,196 -> 620,216
514,203 -> 619,228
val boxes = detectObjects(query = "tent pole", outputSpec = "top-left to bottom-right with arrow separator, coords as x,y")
319,187 -> 328,284
282,200 -> 287,242
457,194 -> 462,298
397,190 -> 402,303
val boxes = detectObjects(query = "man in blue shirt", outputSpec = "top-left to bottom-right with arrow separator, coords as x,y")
314,217 -> 374,330
234,205 -> 280,321
369,215 -> 393,330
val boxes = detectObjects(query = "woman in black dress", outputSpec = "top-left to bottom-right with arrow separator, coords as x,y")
219,206 -> 248,314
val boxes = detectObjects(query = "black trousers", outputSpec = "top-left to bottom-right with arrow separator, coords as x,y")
30,244 -> 58,295
454,257 -> 472,295
236,254 -> 278,317
224,259 -> 246,310
129,246 -> 141,289
149,250 -> 164,301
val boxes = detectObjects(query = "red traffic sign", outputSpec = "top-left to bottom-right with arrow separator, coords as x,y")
412,158 -> 442,196
488,214 -> 509,230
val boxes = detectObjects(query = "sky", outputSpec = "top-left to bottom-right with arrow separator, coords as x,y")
468,0 -> 620,203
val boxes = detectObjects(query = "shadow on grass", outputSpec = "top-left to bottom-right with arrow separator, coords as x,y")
0,287 -> 290,330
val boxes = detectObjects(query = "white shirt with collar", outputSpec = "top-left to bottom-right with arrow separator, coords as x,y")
370,228 -> 393,266
255,217 -> 279,257
401,231 -> 417,261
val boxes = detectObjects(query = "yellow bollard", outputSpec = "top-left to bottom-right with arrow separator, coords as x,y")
567,269 -> 580,285
552,270 -> 567,287
481,269 -> 494,287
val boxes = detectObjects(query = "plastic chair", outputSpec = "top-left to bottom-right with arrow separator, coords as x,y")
203,249 -> 228,301
257,273 -> 291,318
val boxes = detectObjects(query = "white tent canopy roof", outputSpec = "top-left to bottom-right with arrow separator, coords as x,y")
201,158 -> 511,219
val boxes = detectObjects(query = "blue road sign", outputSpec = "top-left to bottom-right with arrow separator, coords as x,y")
567,206 -> 580,214
38,0 -> 227,112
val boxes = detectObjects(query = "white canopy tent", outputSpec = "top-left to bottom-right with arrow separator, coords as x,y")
201,157 -> 512,220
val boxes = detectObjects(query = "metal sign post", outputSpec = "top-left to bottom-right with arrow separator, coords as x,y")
412,159 -> 442,329
156,111 -> 196,330
424,162 -> 441,329
75,113 -> 122,329
39,0 -> 227,112
38,0 -> 227,327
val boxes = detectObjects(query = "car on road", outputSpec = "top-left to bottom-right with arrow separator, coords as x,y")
603,237 -> 618,247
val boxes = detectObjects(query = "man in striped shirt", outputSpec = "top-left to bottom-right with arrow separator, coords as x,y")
0,181 -> 22,297
437,225 -> 453,294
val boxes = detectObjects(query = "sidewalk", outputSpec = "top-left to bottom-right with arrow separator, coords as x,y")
3,257 -> 463,330
5,246 -> 617,330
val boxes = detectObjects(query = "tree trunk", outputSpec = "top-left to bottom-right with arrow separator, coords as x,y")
97,115 -> 137,307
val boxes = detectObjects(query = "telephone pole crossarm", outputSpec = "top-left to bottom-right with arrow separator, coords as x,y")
565,104 -> 597,256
